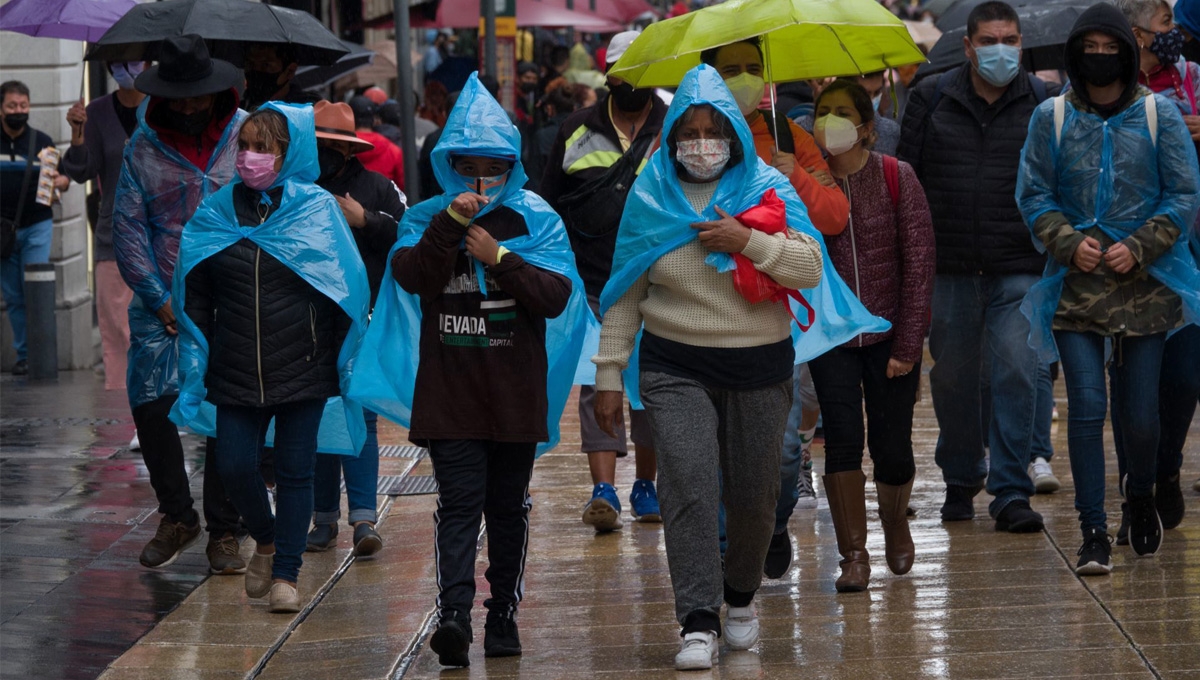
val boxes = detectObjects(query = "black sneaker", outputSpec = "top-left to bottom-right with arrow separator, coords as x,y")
1127,492 -> 1162,557
305,523 -> 338,552
994,499 -> 1044,533
430,616 -> 472,668
139,517 -> 202,568
763,531 -> 792,579
483,612 -> 522,658
352,522 -> 383,558
1075,528 -> 1113,576
1115,502 -> 1129,545
940,485 -> 979,522
1155,472 -> 1185,530
11,359 -> 27,376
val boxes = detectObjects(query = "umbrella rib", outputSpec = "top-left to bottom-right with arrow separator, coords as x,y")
824,24 -> 866,77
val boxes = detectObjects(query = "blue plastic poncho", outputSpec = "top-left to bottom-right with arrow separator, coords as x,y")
112,98 -> 246,409
347,73 -> 596,456
1017,93 -> 1200,362
168,103 -> 372,455
599,65 -> 890,390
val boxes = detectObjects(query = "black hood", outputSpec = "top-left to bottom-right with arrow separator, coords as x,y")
1064,3 -> 1141,112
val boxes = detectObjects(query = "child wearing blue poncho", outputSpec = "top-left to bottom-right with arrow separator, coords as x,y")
347,74 -> 594,668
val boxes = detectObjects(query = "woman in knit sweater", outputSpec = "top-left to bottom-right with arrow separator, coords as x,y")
809,79 -> 936,593
592,65 -> 827,671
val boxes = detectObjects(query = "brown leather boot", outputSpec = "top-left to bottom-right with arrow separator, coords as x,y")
823,470 -> 870,593
876,478 -> 915,575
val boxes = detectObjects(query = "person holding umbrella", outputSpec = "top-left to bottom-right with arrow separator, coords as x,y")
1016,2 -> 1200,572
243,43 -> 319,110
111,34 -> 247,572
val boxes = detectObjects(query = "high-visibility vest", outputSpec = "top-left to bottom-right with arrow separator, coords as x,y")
561,124 -> 653,176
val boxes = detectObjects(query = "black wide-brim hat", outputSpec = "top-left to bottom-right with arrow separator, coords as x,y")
136,34 -> 243,99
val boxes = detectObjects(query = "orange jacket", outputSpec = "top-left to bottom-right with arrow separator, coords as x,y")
748,114 -> 848,236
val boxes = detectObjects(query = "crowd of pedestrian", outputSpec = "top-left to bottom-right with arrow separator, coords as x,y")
0,0 -> 1198,673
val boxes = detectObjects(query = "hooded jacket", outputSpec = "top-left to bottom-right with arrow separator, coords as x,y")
112,92 -> 246,409
347,74 -> 596,453
171,103 -> 371,455
1017,3 -> 1200,358
317,157 -> 406,306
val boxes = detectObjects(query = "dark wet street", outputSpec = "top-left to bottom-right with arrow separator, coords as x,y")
2,369 -> 1198,679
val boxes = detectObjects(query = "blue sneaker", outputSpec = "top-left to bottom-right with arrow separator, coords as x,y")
582,483 -> 623,532
629,479 -> 662,523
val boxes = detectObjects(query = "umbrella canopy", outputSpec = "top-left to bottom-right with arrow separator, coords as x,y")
408,0 -> 621,29
331,40 -> 411,92
0,0 -> 136,43
293,40 -> 376,91
85,0 -> 349,66
608,0 -> 928,88
917,0 -> 1102,82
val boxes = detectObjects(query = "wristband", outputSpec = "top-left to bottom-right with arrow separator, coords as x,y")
496,246 -> 510,265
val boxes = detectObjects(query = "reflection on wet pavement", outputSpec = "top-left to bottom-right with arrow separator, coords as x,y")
3,371 -> 1198,679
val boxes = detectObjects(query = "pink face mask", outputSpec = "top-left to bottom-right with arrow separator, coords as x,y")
236,150 -> 280,190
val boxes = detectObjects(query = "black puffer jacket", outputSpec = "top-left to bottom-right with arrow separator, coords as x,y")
317,158 -> 405,306
184,184 -> 349,407
898,65 -> 1053,275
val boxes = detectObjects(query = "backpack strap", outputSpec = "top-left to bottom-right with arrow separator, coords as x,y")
1053,94 -> 1066,146
761,110 -> 795,155
1145,92 -> 1158,146
882,154 -> 900,209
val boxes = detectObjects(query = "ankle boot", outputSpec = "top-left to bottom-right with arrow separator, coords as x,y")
823,470 -> 870,592
876,477 -> 915,575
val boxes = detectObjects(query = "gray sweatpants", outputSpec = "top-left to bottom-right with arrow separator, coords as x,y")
640,370 -> 792,626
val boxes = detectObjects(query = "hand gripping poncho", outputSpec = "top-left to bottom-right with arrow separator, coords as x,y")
347,73 -> 597,456
168,102 -> 372,455
598,64 -> 890,402
1017,93 -> 1200,362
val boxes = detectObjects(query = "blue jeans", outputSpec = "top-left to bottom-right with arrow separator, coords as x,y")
1,218 -> 53,361
981,359 -> 1054,462
1112,324 -> 1200,484
1056,331 -> 1165,532
929,273 -> 1039,517
215,399 -> 325,583
313,410 -> 379,525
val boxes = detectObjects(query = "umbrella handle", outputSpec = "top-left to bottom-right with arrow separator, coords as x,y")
766,33 -> 780,156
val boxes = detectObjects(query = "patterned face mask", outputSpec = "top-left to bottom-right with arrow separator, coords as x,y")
1144,26 -> 1186,65
676,138 -> 731,181
458,172 -> 508,200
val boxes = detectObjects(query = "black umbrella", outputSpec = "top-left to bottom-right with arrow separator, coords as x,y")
85,0 -> 348,66
292,40 -> 374,91
916,1 -> 1103,82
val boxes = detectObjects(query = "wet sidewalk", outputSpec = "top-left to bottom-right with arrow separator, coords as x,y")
2,370 -> 1199,679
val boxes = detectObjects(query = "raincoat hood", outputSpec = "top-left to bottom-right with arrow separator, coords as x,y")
347,72 -> 597,456
429,74 -> 527,208
253,101 -> 321,189
1064,3 -> 1141,113
1177,0 -> 1200,40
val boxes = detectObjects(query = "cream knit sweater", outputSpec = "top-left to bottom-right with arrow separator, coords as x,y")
594,181 -> 824,392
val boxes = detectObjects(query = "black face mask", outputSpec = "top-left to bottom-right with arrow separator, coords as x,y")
1077,53 -> 1124,88
317,146 -> 348,183
609,81 -> 652,113
171,108 -> 211,136
3,113 -> 28,131
244,69 -> 284,106
519,81 -> 538,94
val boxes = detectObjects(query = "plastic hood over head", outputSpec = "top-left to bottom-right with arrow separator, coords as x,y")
169,102 -> 372,455
599,64 -> 889,390
348,73 -> 597,456
430,73 -> 528,207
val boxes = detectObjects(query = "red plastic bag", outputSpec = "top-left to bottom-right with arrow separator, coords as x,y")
729,190 -> 815,330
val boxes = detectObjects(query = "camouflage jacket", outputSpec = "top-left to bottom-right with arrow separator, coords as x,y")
1031,89 -> 1184,337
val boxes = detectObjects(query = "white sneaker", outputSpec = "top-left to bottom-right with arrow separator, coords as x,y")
129,433 -> 141,451
1029,457 -> 1061,494
723,603 -> 760,650
796,463 -> 818,509
675,630 -> 718,670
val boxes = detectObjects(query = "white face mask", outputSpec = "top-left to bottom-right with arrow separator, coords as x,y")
724,72 -> 766,116
676,138 -> 731,181
814,114 -> 862,156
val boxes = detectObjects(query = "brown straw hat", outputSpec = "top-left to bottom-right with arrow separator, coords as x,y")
312,100 -> 374,153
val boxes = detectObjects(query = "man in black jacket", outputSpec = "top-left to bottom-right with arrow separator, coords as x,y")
898,1 -> 1052,532
307,101 -> 405,556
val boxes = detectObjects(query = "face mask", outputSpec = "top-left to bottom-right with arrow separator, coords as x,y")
236,150 -> 280,190
973,43 -> 1021,87
814,114 -> 862,156
171,108 -> 211,136
457,171 -> 508,201
111,62 -> 144,90
725,72 -> 766,116
519,81 -> 538,94
317,146 -> 347,183
1078,53 -> 1124,87
608,81 -> 652,113
244,69 -> 284,107
3,112 -> 28,131
1145,27 -> 1185,65
676,138 -> 731,181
